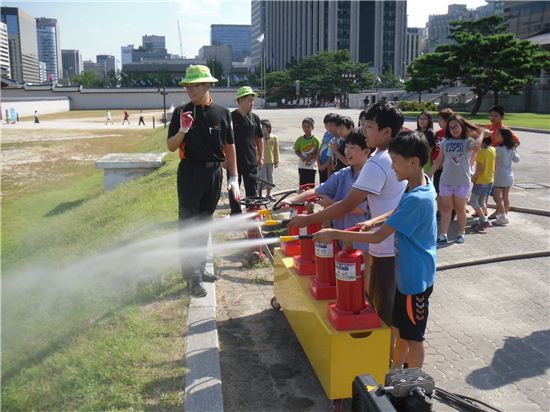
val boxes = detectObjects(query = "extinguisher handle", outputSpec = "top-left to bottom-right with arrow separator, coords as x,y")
305,195 -> 321,203
299,183 -> 316,192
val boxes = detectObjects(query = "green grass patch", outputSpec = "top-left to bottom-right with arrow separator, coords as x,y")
20,109 -> 162,121
1,126 -> 189,409
402,111 -> 550,130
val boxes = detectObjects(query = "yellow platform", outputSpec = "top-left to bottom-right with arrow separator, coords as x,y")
274,248 -> 390,400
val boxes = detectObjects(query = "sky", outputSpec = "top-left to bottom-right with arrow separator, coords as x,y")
6,0 -> 488,65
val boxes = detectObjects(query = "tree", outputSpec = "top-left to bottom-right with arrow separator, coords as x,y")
265,70 -> 293,102
206,58 -> 224,82
70,70 -> 103,87
441,15 -> 549,114
405,52 -> 450,101
379,66 -> 402,88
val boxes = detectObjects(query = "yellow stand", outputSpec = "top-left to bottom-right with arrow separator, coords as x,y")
273,248 -> 390,400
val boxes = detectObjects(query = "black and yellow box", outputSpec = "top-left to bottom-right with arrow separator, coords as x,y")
274,248 -> 391,400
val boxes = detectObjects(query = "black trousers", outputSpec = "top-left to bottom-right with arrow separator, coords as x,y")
177,161 -> 222,279
298,168 -> 316,186
228,165 -> 258,215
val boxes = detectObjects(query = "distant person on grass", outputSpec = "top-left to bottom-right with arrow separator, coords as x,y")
138,110 -> 145,126
166,65 -> 239,298
34,110 -> 40,124
122,110 -> 130,125
105,110 -> 113,125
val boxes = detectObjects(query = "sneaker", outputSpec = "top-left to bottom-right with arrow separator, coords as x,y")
494,215 -> 509,226
437,234 -> 448,245
456,234 -> 465,244
475,220 -> 492,232
201,271 -> 219,283
189,278 -> 207,298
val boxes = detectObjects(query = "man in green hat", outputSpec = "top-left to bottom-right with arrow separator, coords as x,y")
167,64 -> 240,298
229,86 -> 264,215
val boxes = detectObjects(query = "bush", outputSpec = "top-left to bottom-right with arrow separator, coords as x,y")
398,100 -> 437,112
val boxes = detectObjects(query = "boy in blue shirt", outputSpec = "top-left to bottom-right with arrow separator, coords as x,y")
314,131 -> 436,369
318,113 -> 340,183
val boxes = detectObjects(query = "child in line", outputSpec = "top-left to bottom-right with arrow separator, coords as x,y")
282,129 -> 371,250
431,109 -> 454,218
290,102 -> 407,339
470,134 -> 496,232
318,113 -> 339,183
258,119 -> 279,199
314,131 -> 436,369
493,128 -> 520,225
429,114 -> 484,245
293,117 -> 320,186
330,116 -> 355,172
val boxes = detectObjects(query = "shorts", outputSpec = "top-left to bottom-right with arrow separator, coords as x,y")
439,184 -> 470,199
258,164 -> 274,190
393,285 -> 433,342
365,255 -> 396,327
433,169 -> 442,194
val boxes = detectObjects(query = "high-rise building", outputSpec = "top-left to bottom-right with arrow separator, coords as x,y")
251,0 -> 266,67
256,1 -> 406,77
404,27 -> 426,77
142,35 -> 166,52
121,44 -> 133,65
96,54 -> 116,77
427,1 -> 504,52
504,1 -> 550,39
61,49 -> 82,79
1,7 -> 40,83
38,60 -> 47,83
35,17 -> 62,82
211,24 -> 251,61
83,60 -> 104,80
198,44 -> 233,76
0,21 -> 10,78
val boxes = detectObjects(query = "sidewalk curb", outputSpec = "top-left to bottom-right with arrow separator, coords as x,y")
184,235 -> 223,412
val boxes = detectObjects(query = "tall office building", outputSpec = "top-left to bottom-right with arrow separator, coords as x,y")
504,1 -> 550,39
257,1 -> 406,77
35,17 -> 62,82
211,24 -> 251,61
0,21 -> 10,78
427,1 -> 504,52
96,54 -> 116,77
38,60 -> 47,83
1,7 -> 40,83
83,60 -> 104,80
251,0 -> 266,67
121,44 -> 134,65
142,35 -> 166,52
404,27 -> 425,76
61,49 -> 82,79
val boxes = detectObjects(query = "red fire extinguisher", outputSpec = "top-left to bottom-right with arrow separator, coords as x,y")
327,226 -> 381,331
280,183 -> 316,257
241,197 -> 271,263
293,196 -> 321,276
309,239 -> 340,300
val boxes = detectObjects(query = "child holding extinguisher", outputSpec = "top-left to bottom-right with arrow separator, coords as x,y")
314,131 -> 436,369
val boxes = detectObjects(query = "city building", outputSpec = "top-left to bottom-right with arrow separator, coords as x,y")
504,1 -> 550,39
83,60 -> 104,80
427,1 -> 504,52
211,24 -> 251,61
0,21 -> 10,78
254,0 -> 406,77
1,7 -> 40,83
250,0 -> 266,67
198,44 -> 233,77
97,54 -> 116,77
35,17 -> 62,82
61,49 -> 82,79
142,35 -> 166,52
121,44 -> 133,65
121,58 -> 205,86
404,27 -> 426,77
130,35 -> 170,62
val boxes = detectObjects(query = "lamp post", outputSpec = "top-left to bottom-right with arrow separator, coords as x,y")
158,86 -> 168,127
257,33 -> 265,109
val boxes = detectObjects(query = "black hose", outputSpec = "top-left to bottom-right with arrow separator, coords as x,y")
434,387 -> 503,412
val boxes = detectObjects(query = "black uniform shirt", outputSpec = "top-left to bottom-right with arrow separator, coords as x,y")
231,110 -> 262,169
168,101 -> 234,162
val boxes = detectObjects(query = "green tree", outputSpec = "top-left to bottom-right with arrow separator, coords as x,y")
206,58 -> 224,82
379,66 -> 402,88
265,70 -> 293,102
414,15 -> 550,114
405,52 -> 450,101
70,70 -> 103,87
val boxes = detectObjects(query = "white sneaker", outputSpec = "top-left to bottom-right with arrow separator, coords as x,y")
494,214 -> 509,226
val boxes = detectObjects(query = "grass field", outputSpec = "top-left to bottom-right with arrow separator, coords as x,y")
402,111 -> 550,130
1,125 -> 189,410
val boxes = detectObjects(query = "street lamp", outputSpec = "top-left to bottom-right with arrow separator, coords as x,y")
257,33 -> 265,109
158,86 -> 168,127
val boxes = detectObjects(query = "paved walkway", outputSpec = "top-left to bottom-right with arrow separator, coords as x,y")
209,109 -> 550,411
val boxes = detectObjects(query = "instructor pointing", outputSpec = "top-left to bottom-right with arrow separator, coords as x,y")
167,65 -> 240,298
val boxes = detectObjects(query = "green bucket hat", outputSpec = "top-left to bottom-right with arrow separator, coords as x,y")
178,65 -> 218,86
234,86 -> 258,101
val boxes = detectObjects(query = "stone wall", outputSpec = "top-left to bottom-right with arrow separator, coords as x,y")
1,97 -> 70,117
